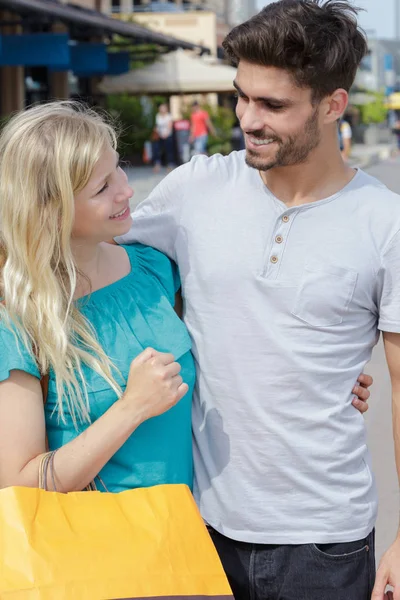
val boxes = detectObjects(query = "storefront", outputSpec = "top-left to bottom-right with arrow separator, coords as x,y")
0,0 -> 209,117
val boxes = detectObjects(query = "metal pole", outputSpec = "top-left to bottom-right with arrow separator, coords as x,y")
396,0 -> 400,39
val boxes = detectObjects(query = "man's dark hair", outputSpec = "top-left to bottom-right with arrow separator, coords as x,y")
222,0 -> 368,102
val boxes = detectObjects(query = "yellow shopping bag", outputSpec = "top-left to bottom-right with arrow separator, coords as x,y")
0,484 -> 233,600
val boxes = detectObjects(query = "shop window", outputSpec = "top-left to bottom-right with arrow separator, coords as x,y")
112,0 -> 121,13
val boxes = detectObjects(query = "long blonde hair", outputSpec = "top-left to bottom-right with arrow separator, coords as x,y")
0,101 -> 123,425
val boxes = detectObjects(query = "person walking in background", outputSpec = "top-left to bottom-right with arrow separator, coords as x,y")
339,116 -> 353,161
389,109 -> 400,156
152,103 -> 175,173
189,101 -> 216,155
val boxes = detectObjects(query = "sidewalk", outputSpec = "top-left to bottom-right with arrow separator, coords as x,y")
349,142 -> 392,169
126,166 -> 166,211
126,143 -> 392,210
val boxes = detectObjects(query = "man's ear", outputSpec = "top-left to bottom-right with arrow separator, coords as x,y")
321,89 -> 349,124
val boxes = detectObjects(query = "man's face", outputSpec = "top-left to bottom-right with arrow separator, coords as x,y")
235,61 -> 322,171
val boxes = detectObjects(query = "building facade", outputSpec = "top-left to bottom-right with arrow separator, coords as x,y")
0,0 -> 207,117
109,0 -> 259,57
117,7 -> 217,55
223,0 -> 258,27
355,38 -> 400,95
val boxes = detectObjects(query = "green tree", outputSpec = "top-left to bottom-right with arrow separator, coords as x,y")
354,91 -> 388,124
0,115 -> 10,132
106,94 -> 166,160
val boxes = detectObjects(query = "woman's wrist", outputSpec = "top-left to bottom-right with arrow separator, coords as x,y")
114,393 -> 145,431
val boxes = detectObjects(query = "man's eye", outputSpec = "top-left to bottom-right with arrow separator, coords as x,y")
97,182 -> 108,195
264,103 -> 284,111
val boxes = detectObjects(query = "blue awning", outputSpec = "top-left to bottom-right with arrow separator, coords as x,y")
0,0 -> 210,53
48,43 -> 130,76
107,52 -> 131,76
0,33 -> 70,67
71,43 -> 108,75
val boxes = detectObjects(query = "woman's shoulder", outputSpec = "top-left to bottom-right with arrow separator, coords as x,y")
122,243 -> 180,305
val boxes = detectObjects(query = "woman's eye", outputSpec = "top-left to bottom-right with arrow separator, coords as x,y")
97,182 -> 108,195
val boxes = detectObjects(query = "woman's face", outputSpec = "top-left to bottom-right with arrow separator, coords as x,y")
72,144 -> 133,243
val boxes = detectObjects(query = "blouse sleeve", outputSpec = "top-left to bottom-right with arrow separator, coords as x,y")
128,243 -> 180,306
0,318 -> 40,383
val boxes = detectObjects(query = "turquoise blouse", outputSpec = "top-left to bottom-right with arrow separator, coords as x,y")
0,244 -> 195,492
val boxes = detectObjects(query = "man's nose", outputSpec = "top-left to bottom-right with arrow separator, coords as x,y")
239,104 -> 265,133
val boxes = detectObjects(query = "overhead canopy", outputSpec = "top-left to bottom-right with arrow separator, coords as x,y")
0,0 -> 209,52
98,49 -> 237,95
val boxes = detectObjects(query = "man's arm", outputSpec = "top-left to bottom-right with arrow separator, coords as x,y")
372,331 -> 400,600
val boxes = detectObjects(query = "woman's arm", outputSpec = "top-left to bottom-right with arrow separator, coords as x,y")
0,348 -> 188,492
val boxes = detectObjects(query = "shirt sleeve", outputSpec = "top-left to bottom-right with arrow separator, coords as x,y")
0,317 -> 40,383
115,162 -> 188,261
378,229 -> 400,333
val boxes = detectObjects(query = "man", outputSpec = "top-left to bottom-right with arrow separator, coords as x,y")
189,101 -> 216,155
117,1 -> 400,598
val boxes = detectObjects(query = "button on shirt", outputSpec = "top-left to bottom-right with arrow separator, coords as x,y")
117,151 -> 400,544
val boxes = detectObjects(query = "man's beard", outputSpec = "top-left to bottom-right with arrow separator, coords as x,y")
244,107 -> 321,172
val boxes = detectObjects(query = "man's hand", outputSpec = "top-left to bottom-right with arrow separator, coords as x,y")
352,373 -> 373,414
372,536 -> 400,599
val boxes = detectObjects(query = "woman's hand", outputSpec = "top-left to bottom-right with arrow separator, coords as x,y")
352,373 -> 373,414
121,347 -> 189,424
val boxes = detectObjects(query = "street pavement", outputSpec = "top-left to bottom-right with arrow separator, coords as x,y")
364,154 -> 400,564
126,151 -> 400,563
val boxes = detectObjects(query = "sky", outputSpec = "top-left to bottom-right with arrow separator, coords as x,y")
256,0 -> 398,39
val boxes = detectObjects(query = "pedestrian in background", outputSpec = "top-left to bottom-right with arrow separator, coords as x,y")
116,1 -> 395,598
152,103 -> 175,173
389,109 -> 400,156
339,116 -> 353,161
189,101 -> 216,155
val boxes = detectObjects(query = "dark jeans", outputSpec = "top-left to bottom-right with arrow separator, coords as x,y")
153,135 -> 175,166
208,526 -> 375,600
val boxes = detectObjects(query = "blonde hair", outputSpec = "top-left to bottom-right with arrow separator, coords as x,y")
0,101 -> 122,425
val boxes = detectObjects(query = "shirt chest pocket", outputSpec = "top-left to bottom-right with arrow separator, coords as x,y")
291,262 -> 358,327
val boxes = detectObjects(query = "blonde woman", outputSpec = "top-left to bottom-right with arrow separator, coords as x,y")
0,101 -> 194,493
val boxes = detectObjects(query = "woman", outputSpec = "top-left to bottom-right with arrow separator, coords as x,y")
0,101 -> 195,493
152,103 -> 175,173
